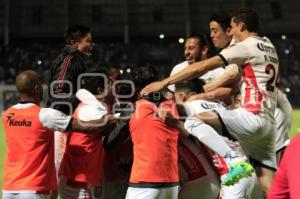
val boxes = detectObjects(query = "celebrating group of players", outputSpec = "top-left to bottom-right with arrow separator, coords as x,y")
1,7 -> 293,199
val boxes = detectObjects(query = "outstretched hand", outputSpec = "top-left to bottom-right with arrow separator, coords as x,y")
140,80 -> 167,96
157,108 -> 179,128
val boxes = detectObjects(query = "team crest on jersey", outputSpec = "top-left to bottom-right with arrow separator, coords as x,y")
6,113 -> 32,127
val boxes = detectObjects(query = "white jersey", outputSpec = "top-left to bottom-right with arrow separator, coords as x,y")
183,100 -> 246,159
168,61 -> 226,92
220,36 -> 279,121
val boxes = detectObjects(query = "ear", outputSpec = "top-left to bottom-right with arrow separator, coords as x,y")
70,39 -> 78,47
34,84 -> 40,92
201,46 -> 209,60
239,22 -> 247,32
201,46 -> 208,56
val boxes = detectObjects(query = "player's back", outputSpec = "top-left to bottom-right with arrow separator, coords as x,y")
129,99 -> 179,184
221,36 -> 279,122
243,36 -> 279,121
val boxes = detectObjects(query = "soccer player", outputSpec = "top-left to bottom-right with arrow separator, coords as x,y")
170,31 -> 262,198
141,8 -> 279,193
210,13 -> 232,50
171,78 -> 263,199
125,66 -> 184,199
168,33 -> 222,93
58,69 -> 114,199
209,13 -> 264,198
1,70 -> 116,199
210,12 -> 292,165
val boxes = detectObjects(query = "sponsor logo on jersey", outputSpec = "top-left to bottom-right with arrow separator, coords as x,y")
257,43 -> 276,54
6,113 -> 32,127
201,102 -> 225,109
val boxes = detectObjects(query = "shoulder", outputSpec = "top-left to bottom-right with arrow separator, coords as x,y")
170,61 -> 189,75
77,104 -> 108,121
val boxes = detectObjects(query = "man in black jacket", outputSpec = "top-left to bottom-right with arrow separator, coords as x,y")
47,25 -> 93,199
47,25 -> 93,115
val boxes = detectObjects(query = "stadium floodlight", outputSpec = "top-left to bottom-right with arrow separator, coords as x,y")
178,38 -> 185,44
159,34 -> 165,39
281,34 -> 286,40
284,49 -> 290,54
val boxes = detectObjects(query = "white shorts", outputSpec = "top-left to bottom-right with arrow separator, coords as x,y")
275,90 -> 292,152
2,192 -> 49,199
215,108 -> 277,170
58,179 -> 100,199
126,186 -> 179,199
221,173 -> 263,199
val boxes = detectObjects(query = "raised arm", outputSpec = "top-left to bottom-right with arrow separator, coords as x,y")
140,55 -> 225,96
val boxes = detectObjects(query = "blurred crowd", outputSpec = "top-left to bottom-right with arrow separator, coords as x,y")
0,36 -> 299,107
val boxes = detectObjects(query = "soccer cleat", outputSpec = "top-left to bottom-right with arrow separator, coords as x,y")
222,161 -> 254,186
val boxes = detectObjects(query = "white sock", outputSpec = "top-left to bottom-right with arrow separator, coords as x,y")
184,116 -> 239,164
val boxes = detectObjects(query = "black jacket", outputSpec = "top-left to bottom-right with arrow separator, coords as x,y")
47,45 -> 89,115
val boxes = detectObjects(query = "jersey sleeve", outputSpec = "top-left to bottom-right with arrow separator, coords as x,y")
39,108 -> 72,131
219,43 -> 250,66
77,104 -> 108,121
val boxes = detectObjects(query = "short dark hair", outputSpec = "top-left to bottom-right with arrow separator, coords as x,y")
64,25 -> 91,45
187,33 -> 217,58
175,78 -> 205,95
81,67 -> 108,95
231,8 -> 259,32
210,13 -> 231,31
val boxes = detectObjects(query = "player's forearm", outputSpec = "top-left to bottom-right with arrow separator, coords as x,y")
188,87 -> 233,102
70,115 -> 117,135
203,65 -> 241,92
164,56 -> 224,86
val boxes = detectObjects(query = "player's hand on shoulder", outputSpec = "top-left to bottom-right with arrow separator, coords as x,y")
158,108 -> 180,128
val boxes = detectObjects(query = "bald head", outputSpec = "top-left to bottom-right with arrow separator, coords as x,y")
16,70 -> 41,96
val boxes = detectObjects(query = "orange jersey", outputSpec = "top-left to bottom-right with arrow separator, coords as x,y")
129,99 -> 179,184
59,104 -> 105,186
2,104 -> 56,191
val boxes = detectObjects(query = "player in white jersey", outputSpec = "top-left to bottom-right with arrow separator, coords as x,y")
211,12 -> 292,166
141,8 -> 278,194
161,79 -> 263,199
174,75 -> 262,199
169,30 -> 262,198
